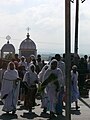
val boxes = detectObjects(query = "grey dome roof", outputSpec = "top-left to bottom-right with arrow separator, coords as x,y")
19,33 -> 36,50
1,41 -> 15,52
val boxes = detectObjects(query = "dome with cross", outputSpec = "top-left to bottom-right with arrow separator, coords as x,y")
19,32 -> 37,58
1,36 -> 15,59
19,33 -> 36,50
1,41 -> 15,52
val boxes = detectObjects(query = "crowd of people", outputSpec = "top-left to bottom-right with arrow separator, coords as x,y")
0,53 -> 89,119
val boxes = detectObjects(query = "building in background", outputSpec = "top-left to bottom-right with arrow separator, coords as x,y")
19,32 -> 37,59
1,39 -> 15,59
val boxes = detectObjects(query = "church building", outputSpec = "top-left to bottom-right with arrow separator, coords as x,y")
19,32 -> 37,58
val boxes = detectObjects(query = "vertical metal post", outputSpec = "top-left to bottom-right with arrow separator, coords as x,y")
65,0 -> 71,120
74,0 -> 79,54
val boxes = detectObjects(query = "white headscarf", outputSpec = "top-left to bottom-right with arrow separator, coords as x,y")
7,62 -> 15,70
44,59 -> 64,87
49,59 -> 58,69
28,64 -> 36,72
3,62 -> 19,80
1,62 -> 19,98
38,65 -> 49,82
23,64 -> 38,86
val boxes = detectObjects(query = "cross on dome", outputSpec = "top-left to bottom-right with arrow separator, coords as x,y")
27,27 -> 30,33
26,27 -> 31,38
6,35 -> 11,44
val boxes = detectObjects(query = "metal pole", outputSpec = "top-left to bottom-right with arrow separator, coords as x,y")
74,0 -> 79,54
65,0 -> 71,120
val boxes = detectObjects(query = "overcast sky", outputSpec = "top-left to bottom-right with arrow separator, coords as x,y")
0,0 -> 90,55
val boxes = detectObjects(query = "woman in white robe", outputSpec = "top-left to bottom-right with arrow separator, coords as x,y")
43,59 -> 64,118
23,64 -> 38,112
38,65 -> 49,113
1,62 -> 20,114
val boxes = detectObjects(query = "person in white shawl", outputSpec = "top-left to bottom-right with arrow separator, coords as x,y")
23,64 -> 38,112
38,65 -> 49,83
1,62 -> 20,114
38,64 -> 49,113
43,59 -> 64,118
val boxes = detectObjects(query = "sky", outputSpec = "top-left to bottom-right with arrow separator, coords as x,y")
0,0 -> 90,55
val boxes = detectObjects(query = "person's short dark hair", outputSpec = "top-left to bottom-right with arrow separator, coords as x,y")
80,57 -> 84,62
37,54 -> 41,58
55,54 -> 61,61
15,54 -> 18,57
84,55 -> 88,59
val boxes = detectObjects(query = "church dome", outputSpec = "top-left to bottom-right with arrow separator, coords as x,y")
19,33 -> 37,58
19,33 -> 36,50
1,41 -> 15,52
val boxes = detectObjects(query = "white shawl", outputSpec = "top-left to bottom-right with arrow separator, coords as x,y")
1,67 -> 19,98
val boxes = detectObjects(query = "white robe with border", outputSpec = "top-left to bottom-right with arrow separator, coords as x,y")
1,69 -> 20,112
44,67 -> 63,113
